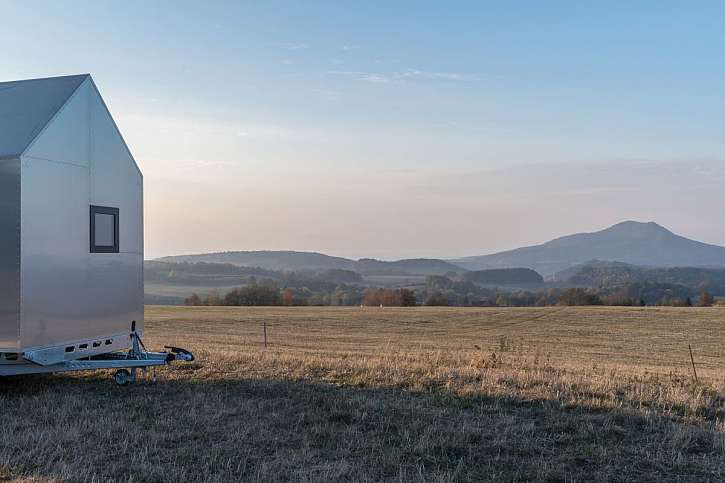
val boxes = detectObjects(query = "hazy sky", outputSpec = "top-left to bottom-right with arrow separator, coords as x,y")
3,1 -> 725,259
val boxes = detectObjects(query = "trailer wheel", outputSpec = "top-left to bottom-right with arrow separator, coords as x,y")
114,369 -> 132,386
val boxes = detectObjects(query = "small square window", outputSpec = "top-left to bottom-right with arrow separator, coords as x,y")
90,206 -> 119,253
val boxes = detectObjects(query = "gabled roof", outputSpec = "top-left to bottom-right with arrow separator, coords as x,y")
0,74 -> 89,160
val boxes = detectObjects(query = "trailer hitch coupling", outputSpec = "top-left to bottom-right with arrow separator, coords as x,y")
164,346 -> 195,362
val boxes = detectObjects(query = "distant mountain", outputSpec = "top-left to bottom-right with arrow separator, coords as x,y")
452,221 -> 725,276
158,251 -> 463,276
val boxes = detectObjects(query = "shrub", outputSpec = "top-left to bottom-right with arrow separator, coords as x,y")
424,292 -> 448,306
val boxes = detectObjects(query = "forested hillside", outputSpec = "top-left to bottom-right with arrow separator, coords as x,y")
555,261 -> 725,295
159,251 -> 463,275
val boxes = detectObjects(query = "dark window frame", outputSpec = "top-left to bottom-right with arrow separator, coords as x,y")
90,205 -> 119,253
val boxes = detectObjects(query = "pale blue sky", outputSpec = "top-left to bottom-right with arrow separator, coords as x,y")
2,1 -> 724,259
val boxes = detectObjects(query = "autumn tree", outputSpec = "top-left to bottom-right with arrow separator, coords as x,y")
399,289 -> 417,307
557,288 -> 602,306
362,288 -> 417,307
424,292 -> 448,306
184,293 -> 203,306
698,291 -> 715,307
381,289 -> 401,307
362,288 -> 382,306
223,282 -> 281,306
282,289 -> 295,306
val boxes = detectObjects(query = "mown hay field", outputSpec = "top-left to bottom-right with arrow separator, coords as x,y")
1,306 -> 724,482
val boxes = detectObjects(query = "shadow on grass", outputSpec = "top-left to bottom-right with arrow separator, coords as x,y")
0,369 -> 723,482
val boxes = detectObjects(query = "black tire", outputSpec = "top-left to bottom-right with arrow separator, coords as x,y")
114,369 -> 131,386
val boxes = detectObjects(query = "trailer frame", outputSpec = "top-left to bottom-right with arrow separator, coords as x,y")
0,330 -> 194,385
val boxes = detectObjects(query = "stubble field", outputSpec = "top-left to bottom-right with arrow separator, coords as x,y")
1,306 -> 723,482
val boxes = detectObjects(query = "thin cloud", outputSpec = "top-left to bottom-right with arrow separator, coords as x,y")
327,69 -> 477,84
311,88 -> 343,101
279,42 -> 309,50
328,71 -> 390,83
397,70 -> 478,82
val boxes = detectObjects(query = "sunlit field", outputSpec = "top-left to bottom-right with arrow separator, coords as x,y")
1,306 -> 723,482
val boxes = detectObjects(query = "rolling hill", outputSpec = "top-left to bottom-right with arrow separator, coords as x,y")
552,260 -> 725,295
463,268 -> 544,286
157,221 -> 725,280
452,221 -> 725,277
158,251 -> 463,275
158,251 -> 355,272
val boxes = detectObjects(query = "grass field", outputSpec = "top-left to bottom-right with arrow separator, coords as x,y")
1,306 -> 723,482
143,282 -> 241,304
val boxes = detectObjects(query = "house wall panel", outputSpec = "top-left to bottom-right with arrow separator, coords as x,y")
23,80 -> 91,167
19,78 -> 143,351
89,85 -> 143,256
20,158 -> 91,348
0,159 -> 20,350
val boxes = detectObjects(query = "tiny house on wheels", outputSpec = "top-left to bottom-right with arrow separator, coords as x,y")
0,74 -> 192,384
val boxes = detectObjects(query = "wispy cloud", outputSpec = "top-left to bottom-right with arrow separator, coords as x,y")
398,70 -> 478,82
327,69 -> 478,84
279,42 -> 309,50
311,88 -> 343,101
328,71 -> 391,83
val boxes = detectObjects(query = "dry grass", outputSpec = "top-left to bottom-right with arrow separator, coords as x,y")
1,306 -> 723,482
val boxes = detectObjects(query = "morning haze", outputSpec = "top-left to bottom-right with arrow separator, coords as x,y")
2,2 -> 724,260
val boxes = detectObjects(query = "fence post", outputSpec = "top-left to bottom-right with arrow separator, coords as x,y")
263,321 -> 268,349
688,344 -> 698,384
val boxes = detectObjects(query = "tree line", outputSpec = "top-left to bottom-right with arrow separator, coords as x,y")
185,279 -> 718,307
